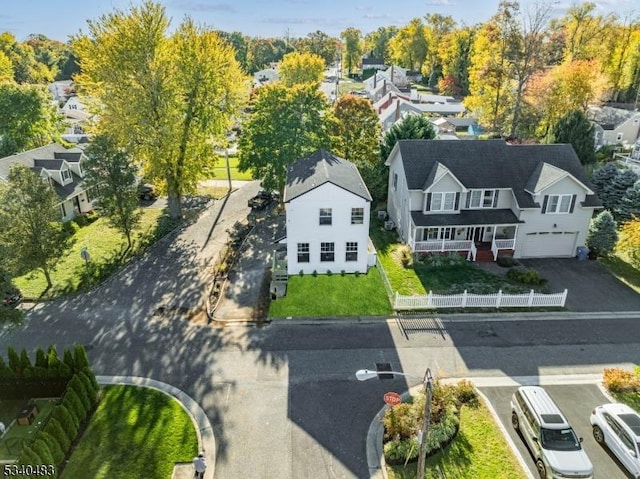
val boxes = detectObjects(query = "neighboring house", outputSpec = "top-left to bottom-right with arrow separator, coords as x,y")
413,101 -> 466,116
589,106 -> 640,148
363,65 -> 409,92
386,140 -> 601,261
361,57 -> 386,71
364,71 -> 388,93
378,97 -> 424,132
283,149 -> 372,274
370,80 -> 405,103
61,96 -> 91,121
252,67 -> 279,88
411,92 -> 455,103
48,80 -> 74,104
0,143 -> 93,222
431,117 -> 479,135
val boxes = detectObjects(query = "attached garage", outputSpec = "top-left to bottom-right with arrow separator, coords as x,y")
520,231 -> 578,258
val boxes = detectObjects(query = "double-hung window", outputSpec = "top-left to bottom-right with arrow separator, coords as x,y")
297,243 -> 310,263
469,189 -> 495,208
320,242 -> 334,262
431,192 -> 456,211
545,194 -> 572,214
345,242 -> 358,261
351,208 -> 364,224
61,169 -> 71,182
319,208 -> 332,225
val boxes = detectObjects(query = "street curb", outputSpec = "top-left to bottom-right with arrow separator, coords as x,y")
97,376 -> 215,479
365,373 -> 615,479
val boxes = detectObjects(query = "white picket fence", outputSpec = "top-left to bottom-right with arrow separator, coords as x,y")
393,289 -> 567,310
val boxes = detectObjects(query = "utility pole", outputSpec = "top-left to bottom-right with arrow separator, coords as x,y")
416,368 -> 434,479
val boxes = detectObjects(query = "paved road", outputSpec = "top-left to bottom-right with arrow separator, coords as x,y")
2,179 -> 640,478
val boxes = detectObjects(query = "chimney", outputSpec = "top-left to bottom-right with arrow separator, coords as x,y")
374,73 -> 377,89
391,65 -> 394,84
395,98 -> 400,121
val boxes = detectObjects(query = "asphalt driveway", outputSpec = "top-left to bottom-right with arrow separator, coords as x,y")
481,384 -> 633,479
519,258 -> 640,312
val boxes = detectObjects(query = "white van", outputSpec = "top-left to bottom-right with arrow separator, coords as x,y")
511,386 -> 593,479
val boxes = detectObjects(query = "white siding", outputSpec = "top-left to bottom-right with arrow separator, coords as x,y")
515,176 -> 595,258
285,183 -> 370,274
386,149 -> 410,241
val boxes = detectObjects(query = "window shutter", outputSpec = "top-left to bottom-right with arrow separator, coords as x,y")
541,195 -> 548,214
454,192 -> 460,210
569,194 -> 577,213
426,193 -> 431,211
493,190 -> 499,207
465,192 -> 471,208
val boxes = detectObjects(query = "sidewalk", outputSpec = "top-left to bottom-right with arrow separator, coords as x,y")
97,376 -> 215,479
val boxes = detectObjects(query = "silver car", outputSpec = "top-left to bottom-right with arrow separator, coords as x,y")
591,403 -> 640,478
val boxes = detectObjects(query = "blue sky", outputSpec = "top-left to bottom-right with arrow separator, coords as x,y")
1,0 -> 637,42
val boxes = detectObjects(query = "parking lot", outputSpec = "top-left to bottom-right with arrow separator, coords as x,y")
481,384 -> 633,478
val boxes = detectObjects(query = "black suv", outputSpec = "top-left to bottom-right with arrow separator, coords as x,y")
248,190 -> 273,210
138,183 -> 157,201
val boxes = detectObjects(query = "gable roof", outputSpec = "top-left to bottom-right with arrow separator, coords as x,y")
362,57 -> 385,66
392,140 -> 600,208
589,106 -> 639,129
525,162 -> 592,195
284,149 -> 372,203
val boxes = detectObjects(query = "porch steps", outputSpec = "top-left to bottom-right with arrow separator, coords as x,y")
475,248 -> 514,262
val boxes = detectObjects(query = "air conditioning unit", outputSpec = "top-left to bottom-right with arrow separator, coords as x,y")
377,210 -> 387,220
384,220 -> 395,231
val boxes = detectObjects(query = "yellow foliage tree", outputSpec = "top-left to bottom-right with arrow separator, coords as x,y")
278,51 -> 324,87
617,218 -> 640,267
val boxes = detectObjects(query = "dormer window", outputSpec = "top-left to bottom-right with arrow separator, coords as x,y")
431,192 -> 456,211
61,169 -> 71,182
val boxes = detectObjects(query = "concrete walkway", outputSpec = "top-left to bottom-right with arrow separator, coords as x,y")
97,376 -> 216,479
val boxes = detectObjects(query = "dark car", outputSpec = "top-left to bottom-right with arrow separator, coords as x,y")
2,289 -> 22,307
248,190 -> 273,210
138,183 -> 157,201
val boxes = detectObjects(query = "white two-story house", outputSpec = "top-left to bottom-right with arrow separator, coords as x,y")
283,149 -> 372,274
0,143 -> 93,221
386,140 -> 601,261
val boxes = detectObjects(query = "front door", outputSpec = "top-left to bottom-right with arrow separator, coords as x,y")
467,227 -> 484,243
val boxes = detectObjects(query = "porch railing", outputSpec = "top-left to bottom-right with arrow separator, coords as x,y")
412,239 -> 474,253
491,238 -> 516,260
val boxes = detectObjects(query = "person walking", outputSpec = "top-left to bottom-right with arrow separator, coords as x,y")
193,452 -> 207,479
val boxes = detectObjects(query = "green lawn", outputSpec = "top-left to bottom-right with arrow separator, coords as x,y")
268,269 -> 393,317
0,398 -> 57,460
370,218 -> 531,295
14,208 -> 169,299
600,252 -> 640,294
388,400 -> 527,479
211,154 -> 254,181
60,385 -> 197,479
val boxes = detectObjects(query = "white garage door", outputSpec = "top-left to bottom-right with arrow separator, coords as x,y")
520,232 -> 577,258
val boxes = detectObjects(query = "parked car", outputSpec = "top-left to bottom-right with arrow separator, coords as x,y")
511,386 -> 593,479
591,403 -> 640,478
138,183 -> 157,201
2,289 -> 22,307
248,190 -> 272,210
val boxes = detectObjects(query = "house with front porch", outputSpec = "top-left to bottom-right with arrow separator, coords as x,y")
385,140 -> 601,261
0,143 -> 93,222
282,149 -> 372,274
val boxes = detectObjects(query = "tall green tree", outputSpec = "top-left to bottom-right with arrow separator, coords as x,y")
299,30 -> 339,65
618,180 -> 640,222
0,165 -> 69,289
0,82 -> 61,156
549,110 -> 596,165
238,82 -> 331,198
74,1 -> 247,220
438,27 -> 474,96
331,95 -> 381,198
279,51 -> 325,87
340,28 -> 363,75
84,135 -> 142,248
364,26 -> 397,60
587,210 -> 618,257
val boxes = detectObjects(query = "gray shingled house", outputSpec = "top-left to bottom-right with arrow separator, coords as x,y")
385,139 -> 601,261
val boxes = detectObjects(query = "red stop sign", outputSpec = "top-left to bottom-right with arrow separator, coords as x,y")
384,392 -> 402,406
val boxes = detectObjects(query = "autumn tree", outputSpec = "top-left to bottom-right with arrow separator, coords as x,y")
0,166 -> 69,289
554,2 -> 615,61
600,16 -> 640,102
364,26 -> 397,61
84,135 -> 142,248
388,18 -> 428,71
617,218 -> 640,267
298,30 -> 339,65
238,83 -> 331,198
74,1 -> 247,219
0,50 -> 12,82
438,27 -> 474,96
466,1 -> 520,133
217,31 -> 250,72
340,28 -> 363,76
331,95 -> 381,198
0,82 -> 61,156
423,14 -> 456,85
549,110 -> 595,165
279,51 -> 325,87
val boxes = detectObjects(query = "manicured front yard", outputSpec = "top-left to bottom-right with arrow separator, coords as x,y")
388,399 -> 526,479
370,217 -> 534,295
211,154 -> 254,181
60,385 -> 197,479
268,269 -> 393,317
14,208 -> 174,299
